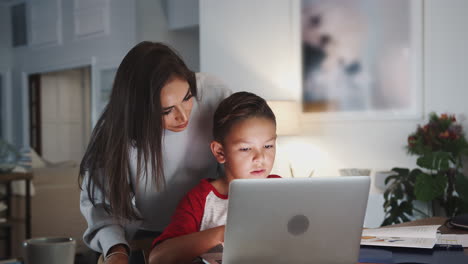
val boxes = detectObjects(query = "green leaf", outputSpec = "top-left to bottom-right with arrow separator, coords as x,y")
414,173 -> 447,201
391,167 -> 410,177
435,152 -> 451,171
455,173 -> 468,202
400,201 -> 414,215
409,169 -> 423,182
385,175 -> 399,185
395,188 -> 403,199
380,167 -> 416,225
417,154 -> 434,169
416,152 -> 451,171
436,152 -> 450,170
382,219 -> 390,226
383,189 -> 390,201
400,214 -> 410,222
457,198 -> 468,214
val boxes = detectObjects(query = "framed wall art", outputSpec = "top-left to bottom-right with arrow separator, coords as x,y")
301,0 -> 423,120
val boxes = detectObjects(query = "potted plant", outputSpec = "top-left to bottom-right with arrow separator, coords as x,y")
382,113 -> 468,225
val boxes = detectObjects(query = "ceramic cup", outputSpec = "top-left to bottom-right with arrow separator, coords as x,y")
339,168 -> 371,177
23,237 -> 75,264
374,170 -> 398,190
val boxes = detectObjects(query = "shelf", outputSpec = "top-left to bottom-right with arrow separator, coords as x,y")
0,172 -> 33,183
0,172 -> 33,258
0,218 -> 26,228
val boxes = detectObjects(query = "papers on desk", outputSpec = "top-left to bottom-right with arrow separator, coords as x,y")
361,225 -> 441,249
437,234 -> 468,247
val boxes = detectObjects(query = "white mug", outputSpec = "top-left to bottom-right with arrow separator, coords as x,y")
23,237 -> 75,264
374,170 -> 397,190
339,168 -> 371,176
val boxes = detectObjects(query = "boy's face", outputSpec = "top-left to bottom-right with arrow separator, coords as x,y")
211,117 -> 277,183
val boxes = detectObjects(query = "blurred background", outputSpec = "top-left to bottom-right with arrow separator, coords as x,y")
0,0 -> 468,261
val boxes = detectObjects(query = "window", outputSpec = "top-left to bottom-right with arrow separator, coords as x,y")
11,2 -> 28,47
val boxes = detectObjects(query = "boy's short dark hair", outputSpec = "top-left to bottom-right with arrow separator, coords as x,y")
213,91 -> 276,143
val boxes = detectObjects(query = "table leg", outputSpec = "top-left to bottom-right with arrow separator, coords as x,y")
6,182 -> 12,257
5,227 -> 11,258
26,179 -> 31,238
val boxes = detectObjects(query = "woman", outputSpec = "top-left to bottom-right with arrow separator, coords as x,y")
79,41 -> 230,264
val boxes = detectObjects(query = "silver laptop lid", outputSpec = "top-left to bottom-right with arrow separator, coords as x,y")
223,176 -> 370,264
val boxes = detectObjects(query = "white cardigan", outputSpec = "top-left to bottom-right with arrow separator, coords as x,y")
80,73 -> 231,255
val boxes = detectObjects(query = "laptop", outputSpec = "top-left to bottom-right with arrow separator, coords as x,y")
203,176 -> 370,264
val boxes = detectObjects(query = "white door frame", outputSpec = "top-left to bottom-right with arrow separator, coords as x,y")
20,57 -> 96,147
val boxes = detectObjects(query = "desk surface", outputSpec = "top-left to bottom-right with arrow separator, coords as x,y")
132,217 -> 467,264
359,217 -> 468,264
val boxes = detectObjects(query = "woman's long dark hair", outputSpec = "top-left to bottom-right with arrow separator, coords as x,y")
79,41 -> 197,221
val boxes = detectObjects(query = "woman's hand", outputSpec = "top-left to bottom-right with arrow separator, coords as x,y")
149,225 -> 225,264
104,244 -> 129,264
104,253 -> 128,264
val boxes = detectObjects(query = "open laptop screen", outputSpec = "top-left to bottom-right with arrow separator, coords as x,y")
222,176 -> 370,264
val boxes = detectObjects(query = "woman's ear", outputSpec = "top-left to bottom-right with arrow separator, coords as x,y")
210,140 -> 225,163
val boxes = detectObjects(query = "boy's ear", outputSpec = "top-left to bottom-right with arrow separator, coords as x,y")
210,140 -> 226,164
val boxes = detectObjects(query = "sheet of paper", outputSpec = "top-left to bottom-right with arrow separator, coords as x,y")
361,236 -> 437,248
362,225 -> 440,238
361,225 -> 441,248
437,234 -> 468,247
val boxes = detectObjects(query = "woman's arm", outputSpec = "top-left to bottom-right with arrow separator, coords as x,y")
148,179 -> 223,263
149,225 -> 224,264
80,176 -> 130,259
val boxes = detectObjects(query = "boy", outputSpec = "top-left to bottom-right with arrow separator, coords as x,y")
149,92 -> 281,264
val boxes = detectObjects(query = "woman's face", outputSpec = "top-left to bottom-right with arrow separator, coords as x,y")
160,77 -> 194,132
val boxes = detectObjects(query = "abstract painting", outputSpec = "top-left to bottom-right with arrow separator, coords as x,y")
301,0 -> 422,118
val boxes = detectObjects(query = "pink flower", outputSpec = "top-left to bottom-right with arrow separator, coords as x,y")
439,131 -> 450,139
408,136 -> 417,147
